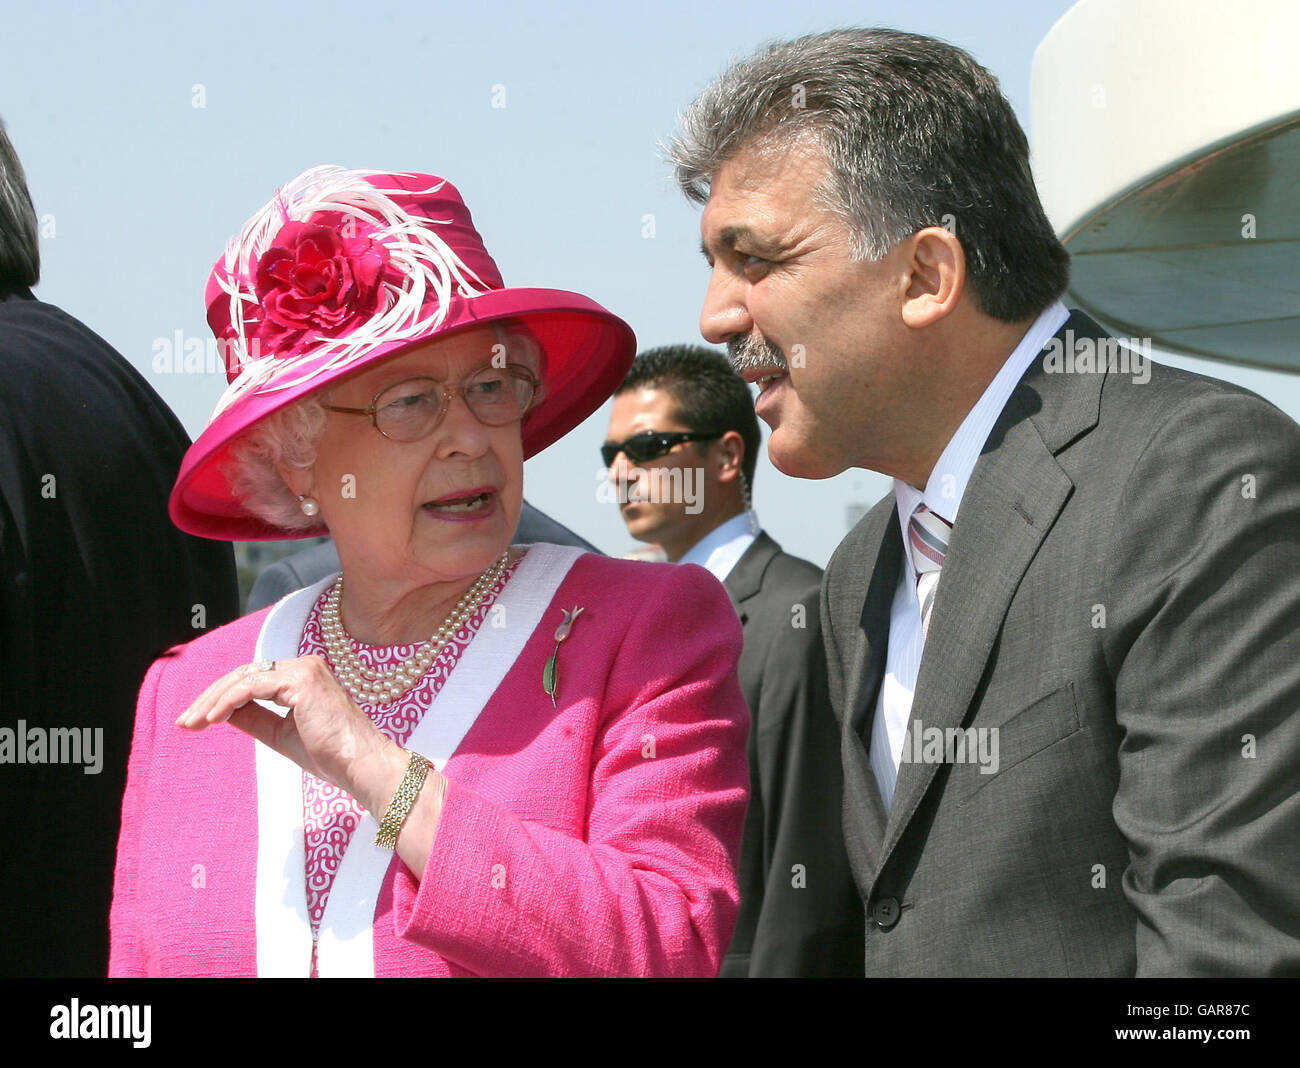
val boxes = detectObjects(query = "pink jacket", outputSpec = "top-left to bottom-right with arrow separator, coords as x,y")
109,547 -> 749,977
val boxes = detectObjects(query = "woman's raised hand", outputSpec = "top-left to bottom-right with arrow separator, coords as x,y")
175,655 -> 405,814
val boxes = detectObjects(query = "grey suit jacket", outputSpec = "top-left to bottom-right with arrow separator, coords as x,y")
823,312 -> 1300,976
720,531 -> 864,977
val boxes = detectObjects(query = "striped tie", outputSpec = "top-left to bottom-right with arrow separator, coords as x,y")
909,504 -> 952,639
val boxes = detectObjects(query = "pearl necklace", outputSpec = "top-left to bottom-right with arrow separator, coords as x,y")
321,551 -> 511,705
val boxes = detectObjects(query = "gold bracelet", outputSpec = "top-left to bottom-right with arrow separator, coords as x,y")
375,750 -> 431,850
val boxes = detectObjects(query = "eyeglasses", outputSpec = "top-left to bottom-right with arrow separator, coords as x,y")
323,364 -> 539,442
601,430 -> 721,468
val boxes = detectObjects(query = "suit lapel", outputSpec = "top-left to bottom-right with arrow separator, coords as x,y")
882,315 -> 1105,856
721,531 -> 779,624
839,510 -> 900,879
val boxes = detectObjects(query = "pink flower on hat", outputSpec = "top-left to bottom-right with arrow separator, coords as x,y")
252,212 -> 395,357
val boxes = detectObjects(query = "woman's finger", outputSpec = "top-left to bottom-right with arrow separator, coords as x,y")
176,660 -> 289,729
176,654 -> 387,798
176,662 -> 252,726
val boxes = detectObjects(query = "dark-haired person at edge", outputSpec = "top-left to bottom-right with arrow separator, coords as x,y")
0,120 -> 238,976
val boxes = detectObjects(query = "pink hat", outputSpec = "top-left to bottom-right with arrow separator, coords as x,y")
171,166 -> 636,540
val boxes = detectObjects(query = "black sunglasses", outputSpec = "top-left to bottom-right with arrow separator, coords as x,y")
601,430 -> 722,468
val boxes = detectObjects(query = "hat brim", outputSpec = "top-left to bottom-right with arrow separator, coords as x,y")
171,287 -> 635,541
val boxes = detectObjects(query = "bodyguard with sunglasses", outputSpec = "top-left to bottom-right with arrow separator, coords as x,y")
604,345 -> 863,976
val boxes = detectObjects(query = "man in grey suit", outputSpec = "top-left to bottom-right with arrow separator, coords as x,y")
604,345 -> 861,975
672,28 -> 1300,975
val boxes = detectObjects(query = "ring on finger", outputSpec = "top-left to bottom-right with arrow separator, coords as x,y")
254,659 -> 276,672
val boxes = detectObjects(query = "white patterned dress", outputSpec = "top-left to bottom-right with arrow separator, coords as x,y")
295,559 -> 520,976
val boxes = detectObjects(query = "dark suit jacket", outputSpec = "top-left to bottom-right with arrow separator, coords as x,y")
720,531 -> 864,976
822,311 -> 1300,976
246,501 -> 601,611
0,286 -> 239,976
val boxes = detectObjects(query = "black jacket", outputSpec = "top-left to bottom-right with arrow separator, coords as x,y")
0,286 -> 239,976
720,531 -> 863,976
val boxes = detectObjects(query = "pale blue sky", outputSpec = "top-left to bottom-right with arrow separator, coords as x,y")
4,0 -> 1295,564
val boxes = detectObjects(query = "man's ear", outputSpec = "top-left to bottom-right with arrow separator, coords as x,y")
900,226 -> 965,329
716,430 -> 745,484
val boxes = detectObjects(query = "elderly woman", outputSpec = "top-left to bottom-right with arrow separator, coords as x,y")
108,167 -> 748,977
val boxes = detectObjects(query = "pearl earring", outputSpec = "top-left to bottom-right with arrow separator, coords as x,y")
297,495 -> 319,517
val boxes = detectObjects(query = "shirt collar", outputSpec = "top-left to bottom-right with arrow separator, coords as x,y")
0,285 -> 35,305
678,512 -> 759,581
894,300 -> 1069,566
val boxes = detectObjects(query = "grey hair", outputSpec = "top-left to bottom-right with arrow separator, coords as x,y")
0,118 -> 40,288
223,322 -> 544,533
667,28 -> 1069,323
226,394 -> 331,533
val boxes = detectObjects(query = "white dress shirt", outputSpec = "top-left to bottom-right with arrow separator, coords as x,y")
869,301 -> 1070,810
678,512 -> 758,582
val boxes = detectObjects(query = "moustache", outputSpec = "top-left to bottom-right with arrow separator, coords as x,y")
727,333 -> 788,375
